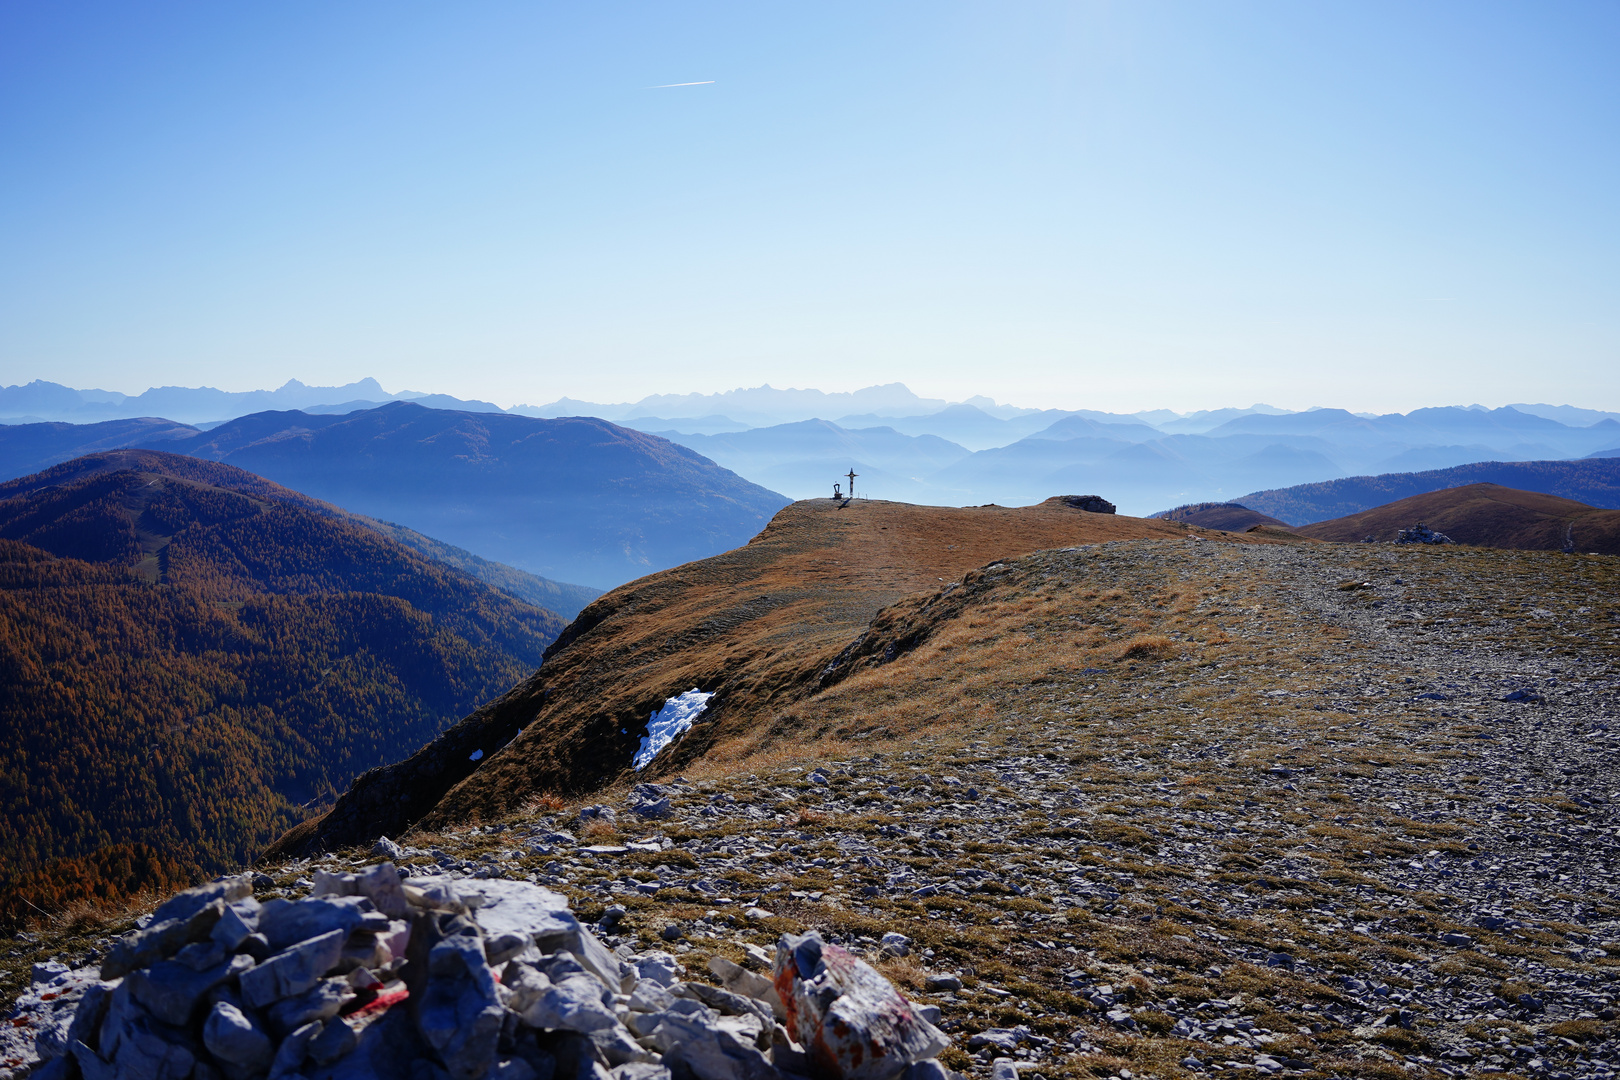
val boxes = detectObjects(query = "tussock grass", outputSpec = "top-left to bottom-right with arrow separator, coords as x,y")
875,954 -> 926,990
1115,634 -> 1179,662
579,819 -> 624,843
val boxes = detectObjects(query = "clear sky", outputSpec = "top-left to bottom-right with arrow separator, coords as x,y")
2,1 -> 1617,413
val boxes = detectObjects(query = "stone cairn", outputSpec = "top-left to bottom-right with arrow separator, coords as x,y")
29,863 -> 952,1080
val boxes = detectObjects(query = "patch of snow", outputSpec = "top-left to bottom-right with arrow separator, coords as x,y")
469,749 -> 484,762
633,689 -> 714,770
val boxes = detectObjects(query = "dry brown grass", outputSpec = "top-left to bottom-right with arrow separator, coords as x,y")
360,544 -> 1604,1080
1547,1018 -> 1615,1042
1114,634 -> 1178,662
579,819 -> 623,843
354,498 -> 1296,839
875,954 -> 926,991
521,793 -> 568,815
52,896 -> 126,936
234,510 -> 1620,1080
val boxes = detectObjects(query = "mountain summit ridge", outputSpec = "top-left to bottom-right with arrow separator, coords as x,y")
265,496 -> 1293,859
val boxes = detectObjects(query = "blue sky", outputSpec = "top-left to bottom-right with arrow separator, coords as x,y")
2,1 -> 1616,413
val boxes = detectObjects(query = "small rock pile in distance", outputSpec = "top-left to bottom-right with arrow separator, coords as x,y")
1394,523 -> 1454,545
30,864 -> 953,1080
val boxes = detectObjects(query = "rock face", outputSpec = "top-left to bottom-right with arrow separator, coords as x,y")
31,868 -> 954,1080
1059,495 -> 1116,514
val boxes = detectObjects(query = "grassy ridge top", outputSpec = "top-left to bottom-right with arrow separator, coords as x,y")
249,517 -> 1618,1080
269,496 -> 1306,858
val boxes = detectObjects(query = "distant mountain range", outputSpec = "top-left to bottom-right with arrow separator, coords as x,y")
660,420 -> 973,502
168,404 -> 789,590
0,451 -> 567,921
7,377 -> 1620,519
0,377 -> 508,426
13,374 -> 1617,434
0,403 -> 790,589
519,382 -> 959,427
651,406 -> 1620,514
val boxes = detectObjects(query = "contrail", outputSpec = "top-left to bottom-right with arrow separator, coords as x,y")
648,80 -> 715,88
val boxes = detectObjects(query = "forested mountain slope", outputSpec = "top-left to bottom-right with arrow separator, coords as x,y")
333,517 -> 600,619
0,445 -> 601,616
0,452 -> 565,924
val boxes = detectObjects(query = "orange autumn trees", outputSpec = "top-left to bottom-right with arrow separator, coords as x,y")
0,455 -> 566,926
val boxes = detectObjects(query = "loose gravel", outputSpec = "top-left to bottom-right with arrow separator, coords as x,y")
5,540 -> 1616,1080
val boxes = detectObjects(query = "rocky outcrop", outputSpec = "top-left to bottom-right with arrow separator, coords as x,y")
1394,523 -> 1454,544
28,871 -> 954,1080
774,933 -> 947,1080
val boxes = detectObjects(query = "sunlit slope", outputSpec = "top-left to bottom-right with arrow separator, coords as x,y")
267,497 -> 1305,857
1298,482 -> 1620,553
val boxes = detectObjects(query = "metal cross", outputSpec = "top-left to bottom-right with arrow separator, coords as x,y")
845,468 -> 858,499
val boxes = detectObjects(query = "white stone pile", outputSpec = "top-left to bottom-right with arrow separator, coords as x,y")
28,865 -> 953,1080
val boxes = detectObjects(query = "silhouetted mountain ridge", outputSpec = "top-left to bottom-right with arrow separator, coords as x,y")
8,389 -> 1620,520
1150,502 -> 1292,532
146,403 -> 790,588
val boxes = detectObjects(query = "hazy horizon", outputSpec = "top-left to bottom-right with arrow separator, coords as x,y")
6,373 -> 1620,423
3,2 -> 1618,413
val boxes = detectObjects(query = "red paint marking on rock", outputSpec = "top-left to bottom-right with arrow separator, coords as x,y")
773,931 -> 949,1080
